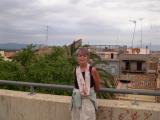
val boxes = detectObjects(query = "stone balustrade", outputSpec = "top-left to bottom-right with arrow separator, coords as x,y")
0,89 -> 160,120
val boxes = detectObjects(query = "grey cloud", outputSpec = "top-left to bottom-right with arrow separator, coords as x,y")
69,0 -> 82,5
0,0 -> 159,46
118,0 -> 160,12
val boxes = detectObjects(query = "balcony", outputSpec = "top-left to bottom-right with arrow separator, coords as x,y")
121,68 -> 147,74
121,69 -> 146,74
119,74 -> 156,89
129,79 -> 156,90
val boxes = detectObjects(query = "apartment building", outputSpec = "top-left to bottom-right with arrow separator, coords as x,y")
89,45 -> 125,76
117,54 -> 159,102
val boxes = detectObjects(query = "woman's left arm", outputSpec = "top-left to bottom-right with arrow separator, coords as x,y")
91,67 -> 100,92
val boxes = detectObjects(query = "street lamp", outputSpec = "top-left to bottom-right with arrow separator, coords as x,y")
130,20 -> 137,48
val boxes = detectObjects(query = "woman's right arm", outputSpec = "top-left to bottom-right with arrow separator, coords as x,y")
91,67 -> 100,92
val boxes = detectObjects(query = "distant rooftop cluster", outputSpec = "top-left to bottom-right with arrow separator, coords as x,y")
88,44 -> 160,103
1,40 -> 160,102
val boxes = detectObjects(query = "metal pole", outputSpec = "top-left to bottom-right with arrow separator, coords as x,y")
0,80 -> 160,96
130,20 -> 136,49
139,18 -> 144,48
132,21 -> 136,48
46,25 -> 48,46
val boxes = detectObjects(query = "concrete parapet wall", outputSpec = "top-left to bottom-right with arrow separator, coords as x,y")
0,89 -> 160,120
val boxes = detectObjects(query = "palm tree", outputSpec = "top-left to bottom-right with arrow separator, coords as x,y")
89,52 -> 115,98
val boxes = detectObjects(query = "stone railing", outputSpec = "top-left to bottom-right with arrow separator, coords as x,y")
0,89 -> 160,120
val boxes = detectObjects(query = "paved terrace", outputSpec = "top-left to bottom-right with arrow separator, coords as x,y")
0,89 -> 160,120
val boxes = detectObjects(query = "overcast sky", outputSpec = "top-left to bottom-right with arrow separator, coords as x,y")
0,0 -> 160,47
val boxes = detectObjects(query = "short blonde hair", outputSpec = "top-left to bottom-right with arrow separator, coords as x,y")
76,48 -> 89,56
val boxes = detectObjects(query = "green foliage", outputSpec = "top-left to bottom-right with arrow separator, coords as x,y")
0,61 -> 23,80
96,68 -> 115,99
0,60 -> 24,91
27,51 -> 75,85
0,54 -> 4,61
13,44 -> 36,67
0,44 -> 115,99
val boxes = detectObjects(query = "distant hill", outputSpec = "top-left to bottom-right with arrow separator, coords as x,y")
0,43 -> 43,50
0,43 -> 159,51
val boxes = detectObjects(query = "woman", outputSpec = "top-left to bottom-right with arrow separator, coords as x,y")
70,48 -> 100,120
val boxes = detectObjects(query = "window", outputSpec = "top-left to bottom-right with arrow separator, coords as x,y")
125,61 -> 130,70
111,53 -> 114,59
137,62 -> 142,71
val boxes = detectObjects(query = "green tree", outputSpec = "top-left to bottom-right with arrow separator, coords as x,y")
0,54 -> 4,61
89,52 -> 115,98
12,44 -> 37,80
0,61 -> 23,80
13,44 -> 36,68
25,47 -> 75,95
0,44 -> 115,98
0,60 -> 24,91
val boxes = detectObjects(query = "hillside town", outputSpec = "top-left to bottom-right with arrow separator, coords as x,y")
1,40 -> 160,103
89,44 -> 160,102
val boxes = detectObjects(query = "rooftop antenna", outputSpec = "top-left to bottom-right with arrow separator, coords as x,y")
46,25 -> 48,46
139,18 -> 144,48
130,20 -> 137,49
88,41 -> 90,45
150,42 -> 152,53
